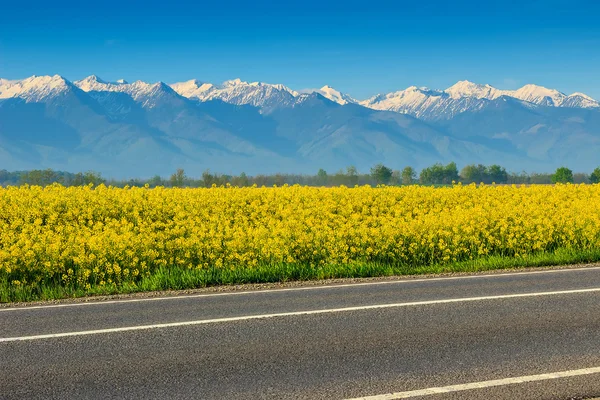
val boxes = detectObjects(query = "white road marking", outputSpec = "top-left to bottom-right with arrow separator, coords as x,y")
345,366 -> 600,399
1,287 -> 599,342
2,265 -> 600,312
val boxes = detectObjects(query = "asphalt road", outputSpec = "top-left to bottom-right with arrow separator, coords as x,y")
1,266 -> 600,399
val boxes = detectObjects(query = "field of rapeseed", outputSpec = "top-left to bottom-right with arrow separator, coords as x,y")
2,183 -> 600,302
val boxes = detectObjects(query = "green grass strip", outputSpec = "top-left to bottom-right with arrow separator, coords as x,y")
2,247 -> 600,303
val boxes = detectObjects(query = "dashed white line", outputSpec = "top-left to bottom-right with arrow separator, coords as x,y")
1,287 -> 599,342
345,366 -> 600,399
2,265 -> 600,312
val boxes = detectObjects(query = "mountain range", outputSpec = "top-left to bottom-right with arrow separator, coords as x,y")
0,74 -> 599,178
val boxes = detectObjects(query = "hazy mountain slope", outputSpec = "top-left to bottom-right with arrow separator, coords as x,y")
267,93 -> 517,172
440,96 -> 600,170
1,74 -> 600,176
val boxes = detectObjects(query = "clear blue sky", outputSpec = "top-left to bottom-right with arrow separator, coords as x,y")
1,0 -> 600,100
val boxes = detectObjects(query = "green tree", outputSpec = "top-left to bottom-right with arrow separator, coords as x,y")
346,165 -> 359,186
370,164 -> 393,185
590,167 -> 600,184
400,166 -> 415,185
170,168 -> 186,187
419,163 -> 444,185
232,172 -> 250,187
487,164 -> 508,184
444,162 -> 459,184
83,171 -> 104,186
551,167 -> 573,183
317,168 -> 328,186
148,175 -> 163,187
460,164 -> 486,183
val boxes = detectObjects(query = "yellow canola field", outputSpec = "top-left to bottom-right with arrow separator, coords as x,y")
1,183 -> 600,289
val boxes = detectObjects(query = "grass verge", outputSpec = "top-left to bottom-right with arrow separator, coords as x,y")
2,247 -> 600,303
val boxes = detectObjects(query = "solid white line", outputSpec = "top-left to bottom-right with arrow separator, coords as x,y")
2,265 -> 600,312
345,366 -> 600,399
1,287 -> 599,343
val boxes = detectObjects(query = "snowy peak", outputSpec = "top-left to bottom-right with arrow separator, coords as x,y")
74,75 -> 111,92
362,80 -> 600,119
316,85 -> 357,105
223,78 -> 246,87
300,85 -> 357,105
444,80 -> 506,100
511,84 -> 566,106
0,75 -> 74,102
561,92 -> 600,108
170,79 -> 215,99
170,78 -> 298,109
73,76 -> 183,108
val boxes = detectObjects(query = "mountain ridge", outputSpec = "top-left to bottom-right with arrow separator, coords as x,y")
1,74 -> 599,177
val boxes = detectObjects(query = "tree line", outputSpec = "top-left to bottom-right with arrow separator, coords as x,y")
1,164 -> 599,188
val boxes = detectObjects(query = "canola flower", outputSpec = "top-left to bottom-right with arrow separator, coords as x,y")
1,183 -> 600,295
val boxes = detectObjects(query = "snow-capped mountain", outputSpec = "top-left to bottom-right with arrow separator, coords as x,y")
0,75 -> 76,103
444,80 -> 508,100
511,84 -> 566,106
1,73 -> 600,177
560,92 -> 600,108
361,80 -> 599,120
300,85 -> 358,105
360,86 -> 490,120
74,75 -> 183,108
170,78 -> 299,110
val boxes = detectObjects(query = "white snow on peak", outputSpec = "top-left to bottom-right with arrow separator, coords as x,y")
360,85 -> 446,117
361,80 -> 600,118
169,79 -> 215,99
316,85 -> 357,105
0,75 -> 73,102
444,80 -> 507,100
561,92 -> 600,108
116,79 -> 128,84
569,92 -> 594,100
73,77 -> 180,108
299,85 -> 357,105
511,84 -> 566,106
169,78 -> 299,108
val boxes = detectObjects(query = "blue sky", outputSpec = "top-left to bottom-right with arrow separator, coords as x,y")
1,0 -> 600,99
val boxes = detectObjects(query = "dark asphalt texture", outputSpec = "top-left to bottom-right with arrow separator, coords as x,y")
1,267 -> 600,399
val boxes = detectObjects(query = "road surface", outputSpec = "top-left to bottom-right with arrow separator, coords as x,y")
2,266 -> 600,399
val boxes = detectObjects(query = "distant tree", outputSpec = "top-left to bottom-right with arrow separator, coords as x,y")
370,164 -> 393,185
420,162 -> 459,185
232,172 -> 249,187
444,162 -> 459,184
551,167 -> 574,184
317,169 -> 328,186
401,166 -> 416,185
21,170 -> 42,186
590,167 -> 600,184
148,175 -> 163,187
419,163 -> 443,185
273,173 -> 286,186
170,168 -> 186,187
346,165 -> 359,186
83,171 -> 104,186
487,164 -> 508,184
529,172 -> 552,184
72,172 -> 85,186
573,173 -> 589,184
201,169 -> 218,187
460,164 -> 486,184
390,170 -> 401,185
